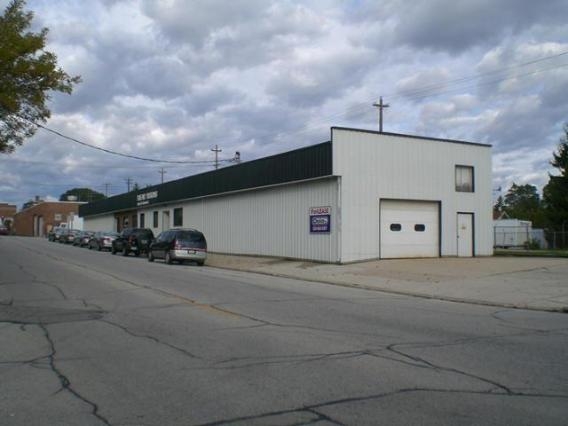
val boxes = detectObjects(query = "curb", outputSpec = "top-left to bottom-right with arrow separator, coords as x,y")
207,264 -> 568,314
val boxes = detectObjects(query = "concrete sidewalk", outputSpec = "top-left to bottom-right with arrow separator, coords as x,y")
206,254 -> 568,312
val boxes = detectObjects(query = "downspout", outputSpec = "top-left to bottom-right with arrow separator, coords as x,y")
337,176 -> 342,264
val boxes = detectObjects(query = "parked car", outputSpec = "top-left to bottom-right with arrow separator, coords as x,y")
0,225 -> 9,236
48,226 -> 66,242
148,228 -> 207,265
73,231 -> 94,247
111,228 -> 154,256
60,229 -> 81,244
88,231 -> 119,251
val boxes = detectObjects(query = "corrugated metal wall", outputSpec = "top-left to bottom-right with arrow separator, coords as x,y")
139,178 -> 340,263
332,128 -> 492,262
84,215 -> 116,232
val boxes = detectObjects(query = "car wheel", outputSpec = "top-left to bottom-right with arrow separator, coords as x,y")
97,243 -> 102,251
134,251 -> 140,257
197,261 -> 205,267
122,246 -> 129,256
148,251 -> 154,262
165,251 -> 173,265
111,246 -> 116,255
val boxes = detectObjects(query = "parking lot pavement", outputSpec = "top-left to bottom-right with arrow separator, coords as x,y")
206,254 -> 568,312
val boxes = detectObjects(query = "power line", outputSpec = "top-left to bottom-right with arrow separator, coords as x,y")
267,50 -> 568,139
12,114 -> 236,164
6,49 -> 567,168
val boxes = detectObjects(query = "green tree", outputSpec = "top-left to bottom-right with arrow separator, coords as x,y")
502,183 -> 544,227
493,195 -> 505,215
543,124 -> 568,231
0,0 -> 80,153
59,188 -> 106,203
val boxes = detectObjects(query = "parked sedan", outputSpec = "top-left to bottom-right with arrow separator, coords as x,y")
111,228 -> 154,256
48,226 -> 66,242
73,231 -> 94,247
148,228 -> 207,265
60,229 -> 81,244
88,231 -> 119,251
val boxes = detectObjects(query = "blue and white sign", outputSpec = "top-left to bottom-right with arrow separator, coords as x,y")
309,206 -> 331,233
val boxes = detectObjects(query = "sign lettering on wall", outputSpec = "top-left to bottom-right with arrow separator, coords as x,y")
136,190 -> 158,206
309,206 -> 331,233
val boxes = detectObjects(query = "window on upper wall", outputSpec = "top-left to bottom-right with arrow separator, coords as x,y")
173,208 -> 183,227
455,165 -> 474,192
153,211 -> 158,228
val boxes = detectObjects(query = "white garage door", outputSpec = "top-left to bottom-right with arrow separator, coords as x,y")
380,200 -> 439,259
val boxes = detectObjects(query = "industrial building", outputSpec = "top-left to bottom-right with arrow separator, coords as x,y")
79,127 -> 493,263
13,201 -> 84,237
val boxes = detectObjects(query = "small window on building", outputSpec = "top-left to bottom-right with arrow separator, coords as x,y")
390,223 -> 402,232
456,165 -> 474,192
414,224 -> 426,232
173,208 -> 183,227
54,213 -> 62,221
140,213 -> 145,228
153,211 -> 158,228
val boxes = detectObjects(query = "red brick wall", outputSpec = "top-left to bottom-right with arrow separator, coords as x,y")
13,202 -> 82,237
0,203 -> 17,220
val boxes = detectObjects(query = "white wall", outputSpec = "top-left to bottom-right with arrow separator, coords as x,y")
84,215 -> 116,232
333,129 -> 493,262
139,178 -> 340,262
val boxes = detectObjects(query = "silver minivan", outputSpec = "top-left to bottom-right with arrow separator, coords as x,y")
148,228 -> 207,266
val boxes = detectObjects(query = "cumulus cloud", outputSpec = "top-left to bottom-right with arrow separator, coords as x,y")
1,0 -> 567,207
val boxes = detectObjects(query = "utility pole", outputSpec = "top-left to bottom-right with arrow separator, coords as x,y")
372,96 -> 389,132
103,183 -> 111,197
158,167 -> 167,184
125,177 -> 133,192
211,145 -> 222,170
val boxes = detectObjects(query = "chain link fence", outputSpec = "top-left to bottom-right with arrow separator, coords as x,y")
494,226 -> 568,250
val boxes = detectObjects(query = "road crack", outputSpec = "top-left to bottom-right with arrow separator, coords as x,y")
38,324 -> 112,426
100,319 -> 202,360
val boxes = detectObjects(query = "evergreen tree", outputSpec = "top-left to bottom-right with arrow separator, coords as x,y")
503,183 -> 544,227
543,124 -> 568,231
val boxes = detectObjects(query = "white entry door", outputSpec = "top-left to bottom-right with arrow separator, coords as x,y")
380,200 -> 440,259
162,210 -> 170,232
457,213 -> 473,257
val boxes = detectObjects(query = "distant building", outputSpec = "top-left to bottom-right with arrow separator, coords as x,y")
80,127 -> 493,263
0,202 -> 17,232
13,201 -> 85,237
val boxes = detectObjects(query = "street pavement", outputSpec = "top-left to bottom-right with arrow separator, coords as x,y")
206,254 -> 568,312
1,237 -> 567,425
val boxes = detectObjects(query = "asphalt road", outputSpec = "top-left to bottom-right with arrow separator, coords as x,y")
1,237 -> 567,426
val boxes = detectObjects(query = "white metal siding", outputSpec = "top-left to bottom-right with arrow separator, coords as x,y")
333,129 -> 492,262
83,215 -> 116,232
138,178 -> 340,263
380,200 -> 439,258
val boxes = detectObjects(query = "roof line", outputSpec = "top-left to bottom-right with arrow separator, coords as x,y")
331,126 -> 492,148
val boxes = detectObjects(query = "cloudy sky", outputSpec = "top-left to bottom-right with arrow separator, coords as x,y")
1,0 -> 567,209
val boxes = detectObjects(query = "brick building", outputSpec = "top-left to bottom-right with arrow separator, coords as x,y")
0,203 -> 17,232
13,201 -> 84,237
